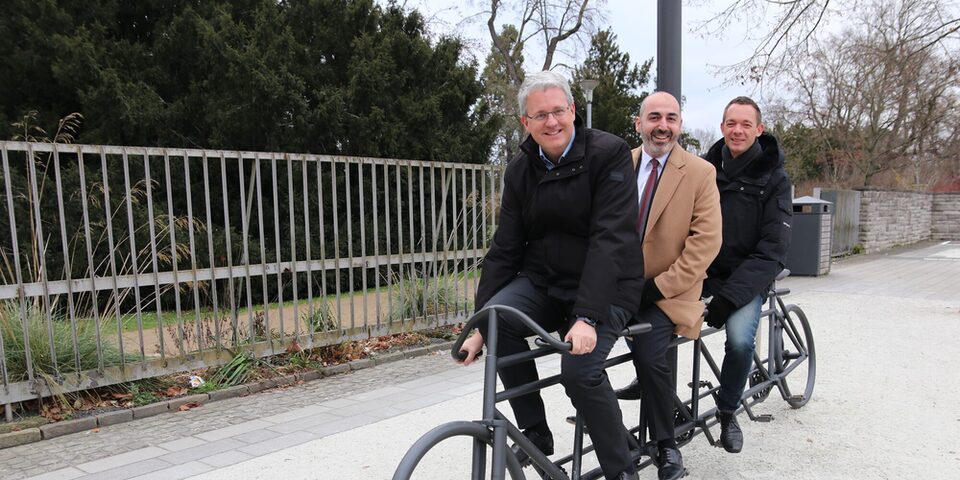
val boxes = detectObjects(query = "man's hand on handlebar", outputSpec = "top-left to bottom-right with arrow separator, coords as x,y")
564,320 -> 597,355
458,332 -> 484,366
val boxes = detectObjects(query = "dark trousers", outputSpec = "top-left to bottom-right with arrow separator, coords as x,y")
478,276 -> 635,479
628,304 -> 677,443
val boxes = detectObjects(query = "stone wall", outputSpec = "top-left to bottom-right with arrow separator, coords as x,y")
812,189 -> 958,254
858,189 -> 933,253
932,192 -> 960,240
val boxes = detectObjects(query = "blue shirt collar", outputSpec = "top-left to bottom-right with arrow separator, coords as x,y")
539,126 -> 576,171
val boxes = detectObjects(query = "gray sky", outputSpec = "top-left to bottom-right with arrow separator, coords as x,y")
402,0 -> 774,139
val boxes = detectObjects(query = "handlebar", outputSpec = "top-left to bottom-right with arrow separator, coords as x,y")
452,305 -> 653,361
452,305 -> 572,361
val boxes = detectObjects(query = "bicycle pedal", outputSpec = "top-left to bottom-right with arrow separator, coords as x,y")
754,414 -> 774,422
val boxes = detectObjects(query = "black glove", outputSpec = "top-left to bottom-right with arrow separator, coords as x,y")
705,295 -> 735,329
640,279 -> 664,308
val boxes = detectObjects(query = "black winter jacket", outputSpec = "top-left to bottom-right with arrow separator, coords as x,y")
475,117 -> 644,323
702,132 -> 793,308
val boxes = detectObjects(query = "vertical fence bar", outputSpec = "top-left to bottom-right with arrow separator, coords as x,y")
54,147 -> 83,370
494,166 -> 501,234
371,162 -> 381,325
481,166 -> 488,255
418,163 -> 428,321
1,147 -> 26,390
254,157 -> 272,346
471,168 -> 478,307
392,164 -> 403,323
28,144 -> 58,378
286,155 -> 300,340
219,152 -> 238,347
201,152 -> 222,352
183,154 -> 203,354
163,152 -> 186,358
237,154 -> 256,348
302,155 -> 314,329
271,154 -> 286,343
315,158 -> 329,332
448,166 -> 458,316
344,161 -> 355,329
121,149 -> 146,361
25,143 -> 54,380
430,165 -> 440,319
144,149 -> 166,359
99,147 -> 126,366
383,163 -> 393,322
462,168 -> 473,314
203,151 -> 226,354
76,146 -> 105,370
433,165 -> 444,320
406,163 -> 415,323
357,159 -> 368,329
331,158 -> 343,329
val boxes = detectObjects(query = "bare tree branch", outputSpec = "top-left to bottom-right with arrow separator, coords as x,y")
693,0 -> 960,86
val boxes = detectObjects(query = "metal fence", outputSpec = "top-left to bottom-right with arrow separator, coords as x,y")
0,141 -> 502,417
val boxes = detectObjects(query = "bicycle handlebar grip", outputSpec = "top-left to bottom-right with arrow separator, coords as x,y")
622,322 -> 653,336
454,349 -> 483,362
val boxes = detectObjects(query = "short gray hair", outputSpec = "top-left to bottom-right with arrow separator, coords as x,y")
517,70 -> 573,116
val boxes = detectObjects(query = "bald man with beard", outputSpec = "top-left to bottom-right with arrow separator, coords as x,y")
621,91 -> 722,480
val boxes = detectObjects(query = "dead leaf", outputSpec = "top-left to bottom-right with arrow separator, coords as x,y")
91,427 -> 100,433
178,402 -> 201,411
111,392 -> 132,400
286,340 -> 302,354
164,386 -> 187,397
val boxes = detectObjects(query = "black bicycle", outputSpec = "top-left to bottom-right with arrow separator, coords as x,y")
393,270 -> 815,479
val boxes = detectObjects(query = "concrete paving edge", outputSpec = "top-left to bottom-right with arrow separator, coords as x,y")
0,340 -> 454,450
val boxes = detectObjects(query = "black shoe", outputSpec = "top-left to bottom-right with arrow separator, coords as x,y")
511,429 -> 554,466
617,469 -> 640,480
656,447 -> 686,480
615,378 -> 643,400
716,411 -> 743,453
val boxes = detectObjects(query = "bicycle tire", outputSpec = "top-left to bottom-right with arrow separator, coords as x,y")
392,420 -> 527,480
777,304 -> 816,408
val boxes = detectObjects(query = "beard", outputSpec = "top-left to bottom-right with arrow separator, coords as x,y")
642,129 -> 676,157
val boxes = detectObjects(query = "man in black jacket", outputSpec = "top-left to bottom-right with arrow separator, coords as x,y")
702,96 -> 792,454
458,70 -> 644,480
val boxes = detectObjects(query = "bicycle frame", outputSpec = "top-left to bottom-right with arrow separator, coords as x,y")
395,273 -> 814,480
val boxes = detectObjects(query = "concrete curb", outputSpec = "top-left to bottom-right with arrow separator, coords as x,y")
0,340 -> 453,450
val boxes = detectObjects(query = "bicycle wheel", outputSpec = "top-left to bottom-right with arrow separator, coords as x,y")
776,304 -> 816,408
393,421 -> 527,480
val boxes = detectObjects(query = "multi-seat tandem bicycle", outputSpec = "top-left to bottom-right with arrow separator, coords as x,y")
393,270 -> 815,479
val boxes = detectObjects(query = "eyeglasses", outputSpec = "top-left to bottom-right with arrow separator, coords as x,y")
525,106 -> 570,122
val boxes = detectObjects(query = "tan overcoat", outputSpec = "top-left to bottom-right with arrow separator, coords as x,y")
632,143 -> 722,339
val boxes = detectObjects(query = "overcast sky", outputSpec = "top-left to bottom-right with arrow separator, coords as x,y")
403,0 -> 774,139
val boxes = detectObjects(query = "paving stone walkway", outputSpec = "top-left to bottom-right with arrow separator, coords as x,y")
2,240 -> 958,480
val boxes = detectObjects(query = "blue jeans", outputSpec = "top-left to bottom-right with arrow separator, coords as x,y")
716,294 -> 763,412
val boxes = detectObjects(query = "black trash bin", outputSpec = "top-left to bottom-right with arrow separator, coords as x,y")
786,196 -> 833,276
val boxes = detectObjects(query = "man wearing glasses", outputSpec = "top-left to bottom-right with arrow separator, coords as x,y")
459,70 -> 644,480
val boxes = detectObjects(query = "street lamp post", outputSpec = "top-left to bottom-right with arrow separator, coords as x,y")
579,79 -> 600,128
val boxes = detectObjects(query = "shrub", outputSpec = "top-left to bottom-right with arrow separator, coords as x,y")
386,271 -> 460,322
0,300 -> 134,382
303,302 -> 337,332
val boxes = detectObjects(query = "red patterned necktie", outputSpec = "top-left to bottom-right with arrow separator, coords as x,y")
637,158 -> 659,231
